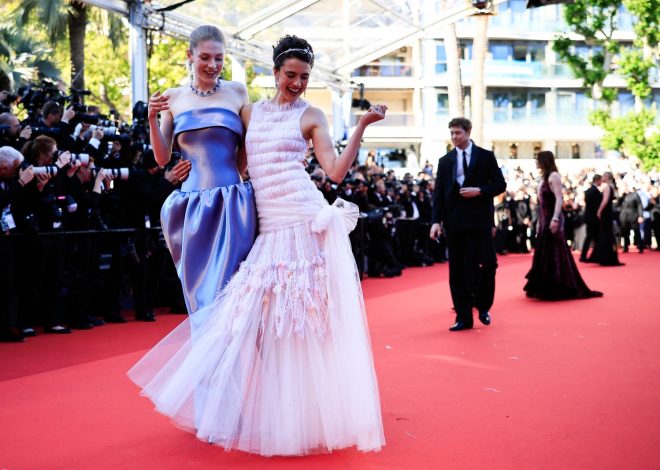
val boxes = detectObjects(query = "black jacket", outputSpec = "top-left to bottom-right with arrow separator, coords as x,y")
431,143 -> 506,234
583,185 -> 602,225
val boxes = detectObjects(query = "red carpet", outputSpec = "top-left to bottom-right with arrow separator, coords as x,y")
2,251 -> 660,469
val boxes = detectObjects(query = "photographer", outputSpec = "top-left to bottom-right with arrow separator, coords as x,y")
27,101 -> 76,151
71,120 -> 106,160
96,145 -> 165,323
13,135 -> 74,335
364,204 -> 403,277
368,179 -> 393,208
0,112 -> 32,150
141,150 -> 186,314
0,146 -> 33,342
60,161 -> 113,329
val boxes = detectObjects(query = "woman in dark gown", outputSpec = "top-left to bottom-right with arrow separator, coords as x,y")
524,151 -> 602,300
588,171 -> 624,266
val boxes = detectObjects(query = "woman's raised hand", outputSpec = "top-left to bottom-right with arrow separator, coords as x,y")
359,104 -> 387,127
148,91 -> 170,121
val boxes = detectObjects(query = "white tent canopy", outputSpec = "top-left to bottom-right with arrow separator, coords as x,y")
82,0 -> 492,101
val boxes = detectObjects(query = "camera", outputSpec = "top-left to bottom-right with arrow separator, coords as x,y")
89,124 -> 118,137
92,167 -> 130,181
70,153 -> 91,166
17,82 -> 65,118
30,126 -> 62,137
33,165 -> 59,176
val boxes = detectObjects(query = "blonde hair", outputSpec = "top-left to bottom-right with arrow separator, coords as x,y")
189,25 -> 225,51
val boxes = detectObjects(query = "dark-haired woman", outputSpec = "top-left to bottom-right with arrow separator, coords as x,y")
588,171 -> 624,266
524,151 -> 603,300
145,25 -> 257,329
129,35 -> 386,455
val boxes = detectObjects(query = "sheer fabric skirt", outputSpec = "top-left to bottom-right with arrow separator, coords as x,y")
128,220 -> 385,456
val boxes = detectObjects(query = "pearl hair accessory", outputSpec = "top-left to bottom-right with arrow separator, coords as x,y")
274,48 -> 314,63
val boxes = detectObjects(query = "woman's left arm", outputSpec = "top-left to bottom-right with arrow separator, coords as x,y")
308,105 -> 386,183
548,172 -> 563,233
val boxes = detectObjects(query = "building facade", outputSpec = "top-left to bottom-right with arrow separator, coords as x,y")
342,0 -> 658,167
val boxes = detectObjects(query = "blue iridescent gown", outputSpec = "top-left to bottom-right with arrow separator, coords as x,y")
160,107 -> 257,330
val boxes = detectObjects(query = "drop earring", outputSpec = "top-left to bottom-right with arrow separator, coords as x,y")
188,62 -> 193,82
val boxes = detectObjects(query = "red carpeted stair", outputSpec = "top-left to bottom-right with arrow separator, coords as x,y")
2,251 -> 660,469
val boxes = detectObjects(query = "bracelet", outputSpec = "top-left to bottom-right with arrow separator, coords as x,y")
551,217 -> 560,222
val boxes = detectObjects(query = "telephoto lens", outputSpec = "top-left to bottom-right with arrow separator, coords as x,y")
70,153 -> 90,166
106,168 -> 130,180
89,124 -> 117,137
32,165 -> 59,176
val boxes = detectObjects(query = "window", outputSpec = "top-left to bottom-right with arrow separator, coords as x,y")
529,45 -> 545,63
530,93 -> 545,114
490,44 -> 511,61
619,91 -> 634,115
460,42 -> 473,60
511,0 -> 526,14
513,44 -> 527,62
512,91 -> 527,119
557,92 -> 574,111
437,93 -> 449,114
493,92 -> 510,122
436,44 -> 447,73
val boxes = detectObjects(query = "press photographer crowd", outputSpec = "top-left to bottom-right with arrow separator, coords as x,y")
2,83 -> 660,343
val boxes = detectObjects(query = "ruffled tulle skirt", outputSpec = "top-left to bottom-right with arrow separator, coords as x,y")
128,203 -> 384,456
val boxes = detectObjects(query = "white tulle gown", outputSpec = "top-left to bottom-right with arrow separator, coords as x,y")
128,99 -> 385,456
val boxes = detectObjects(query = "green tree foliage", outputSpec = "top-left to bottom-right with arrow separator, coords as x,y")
83,18 -> 130,117
147,32 -> 189,95
16,0 -> 89,90
624,0 -> 660,49
0,24 -> 61,91
552,0 -> 622,104
554,0 -> 659,169
617,49 -> 654,99
591,109 -> 660,170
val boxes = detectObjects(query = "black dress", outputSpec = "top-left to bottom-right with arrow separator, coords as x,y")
588,185 -> 624,266
524,180 -> 603,300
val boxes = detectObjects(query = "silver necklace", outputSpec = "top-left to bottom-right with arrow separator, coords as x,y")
190,79 -> 221,97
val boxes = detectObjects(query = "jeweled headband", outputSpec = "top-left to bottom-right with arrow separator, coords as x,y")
274,48 -> 314,63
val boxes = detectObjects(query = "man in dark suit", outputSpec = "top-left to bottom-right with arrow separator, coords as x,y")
618,185 -> 644,253
580,174 -> 602,262
429,117 -> 506,331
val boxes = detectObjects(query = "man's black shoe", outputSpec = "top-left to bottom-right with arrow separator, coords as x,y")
105,314 -> 127,323
44,325 -> 71,334
0,331 -> 25,342
449,321 -> 473,331
136,311 -> 156,322
478,311 -> 491,325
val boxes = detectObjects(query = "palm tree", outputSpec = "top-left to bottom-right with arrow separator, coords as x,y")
443,5 -> 464,117
16,0 -> 88,91
0,25 -> 61,91
471,13 -> 490,146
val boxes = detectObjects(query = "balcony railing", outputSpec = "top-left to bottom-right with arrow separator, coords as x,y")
445,59 -> 574,80
431,109 -> 595,126
489,108 -> 593,125
351,63 -> 414,78
351,112 -> 416,127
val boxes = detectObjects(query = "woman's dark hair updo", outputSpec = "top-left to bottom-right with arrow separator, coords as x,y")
272,35 -> 314,70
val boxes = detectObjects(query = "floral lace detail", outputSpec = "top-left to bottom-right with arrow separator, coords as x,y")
217,253 -> 330,340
